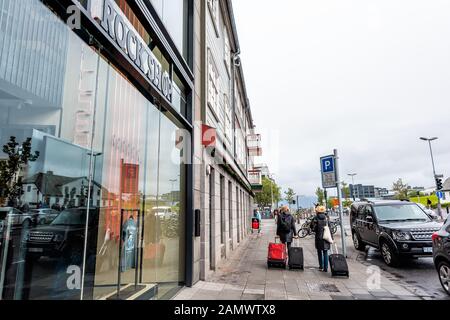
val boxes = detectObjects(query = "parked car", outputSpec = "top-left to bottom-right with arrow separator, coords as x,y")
0,207 -> 35,229
350,200 -> 442,267
151,206 -> 176,220
432,217 -> 450,295
23,207 -> 99,260
29,208 -> 60,225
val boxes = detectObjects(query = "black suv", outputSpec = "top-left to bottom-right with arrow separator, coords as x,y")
23,207 -> 99,260
432,217 -> 450,295
350,200 -> 442,267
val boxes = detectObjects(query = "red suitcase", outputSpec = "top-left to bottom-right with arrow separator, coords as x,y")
267,237 -> 287,268
252,218 -> 260,230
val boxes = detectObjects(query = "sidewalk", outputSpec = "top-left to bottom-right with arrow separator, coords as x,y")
174,220 -> 426,300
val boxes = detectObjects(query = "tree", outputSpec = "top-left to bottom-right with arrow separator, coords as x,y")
0,136 -> 39,206
341,182 -> 350,199
254,177 -> 281,209
392,178 -> 409,200
284,188 -> 296,205
315,187 -> 325,205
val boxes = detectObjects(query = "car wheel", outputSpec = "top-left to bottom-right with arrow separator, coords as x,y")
381,241 -> 400,267
438,261 -> 450,296
352,232 -> 366,251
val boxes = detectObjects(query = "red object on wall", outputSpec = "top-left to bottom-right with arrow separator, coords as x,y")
202,124 -> 216,147
121,163 -> 139,194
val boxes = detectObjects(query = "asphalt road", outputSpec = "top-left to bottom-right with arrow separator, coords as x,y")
298,214 -> 449,300
338,214 -> 449,300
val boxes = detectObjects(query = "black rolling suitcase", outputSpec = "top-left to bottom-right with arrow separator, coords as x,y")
288,238 -> 304,270
329,243 -> 349,277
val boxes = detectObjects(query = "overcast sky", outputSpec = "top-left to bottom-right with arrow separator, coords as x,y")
233,0 -> 450,197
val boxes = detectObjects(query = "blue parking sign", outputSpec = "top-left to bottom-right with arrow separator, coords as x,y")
437,191 -> 444,200
320,155 -> 337,188
321,156 -> 334,173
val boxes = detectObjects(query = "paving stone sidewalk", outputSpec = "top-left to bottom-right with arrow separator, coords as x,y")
174,220 -> 427,300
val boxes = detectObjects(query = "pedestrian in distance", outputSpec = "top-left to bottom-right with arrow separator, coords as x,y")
253,209 -> 262,234
273,209 -> 279,225
311,205 -> 334,272
276,206 -> 298,251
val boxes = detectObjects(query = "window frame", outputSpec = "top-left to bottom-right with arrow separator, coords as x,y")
207,0 -> 220,37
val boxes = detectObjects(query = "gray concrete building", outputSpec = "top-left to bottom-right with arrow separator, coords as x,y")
191,0 -> 260,283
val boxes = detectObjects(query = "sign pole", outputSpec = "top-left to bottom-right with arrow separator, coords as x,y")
334,149 -> 347,258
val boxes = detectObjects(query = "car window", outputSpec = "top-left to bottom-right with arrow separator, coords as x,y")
374,204 -> 430,222
13,209 -> 22,215
365,206 -> 374,216
357,206 -> 366,219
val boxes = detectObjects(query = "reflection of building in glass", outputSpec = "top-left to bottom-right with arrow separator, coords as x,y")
22,172 -> 104,209
0,0 -> 68,159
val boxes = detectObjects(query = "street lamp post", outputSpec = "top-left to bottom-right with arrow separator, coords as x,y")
348,173 -> 357,201
269,174 -> 276,210
420,137 -> 443,219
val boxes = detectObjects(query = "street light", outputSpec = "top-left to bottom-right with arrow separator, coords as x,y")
420,137 -> 443,219
347,173 -> 357,201
269,173 -> 276,210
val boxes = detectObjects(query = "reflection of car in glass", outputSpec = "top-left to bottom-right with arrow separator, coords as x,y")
23,207 -> 99,260
432,217 -> 450,296
351,200 -> 442,267
0,207 -> 35,229
417,203 -> 439,220
151,206 -> 175,220
29,209 -> 60,225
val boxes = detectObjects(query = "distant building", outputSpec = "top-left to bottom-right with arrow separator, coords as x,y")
350,184 -> 389,199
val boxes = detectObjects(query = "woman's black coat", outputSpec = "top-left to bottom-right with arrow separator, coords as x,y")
276,212 -> 297,243
312,213 -> 332,250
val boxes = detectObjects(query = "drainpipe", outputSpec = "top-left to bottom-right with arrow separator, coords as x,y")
231,49 -> 240,159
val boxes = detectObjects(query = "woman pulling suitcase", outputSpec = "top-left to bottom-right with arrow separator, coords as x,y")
311,205 -> 333,272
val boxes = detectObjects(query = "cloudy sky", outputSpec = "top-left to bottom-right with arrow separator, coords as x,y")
233,0 -> 450,197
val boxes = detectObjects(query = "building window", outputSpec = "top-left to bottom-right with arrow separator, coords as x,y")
220,175 -> 225,245
228,181 -> 233,240
208,51 -> 220,119
224,28 -> 231,76
207,0 -> 220,37
224,95 -> 232,145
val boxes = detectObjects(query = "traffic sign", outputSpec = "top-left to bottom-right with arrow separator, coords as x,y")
321,155 -> 337,189
437,191 -> 444,200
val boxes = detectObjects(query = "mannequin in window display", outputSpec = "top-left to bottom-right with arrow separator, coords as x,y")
121,215 -> 137,272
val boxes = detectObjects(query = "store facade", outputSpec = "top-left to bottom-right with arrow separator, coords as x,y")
0,0 -> 195,300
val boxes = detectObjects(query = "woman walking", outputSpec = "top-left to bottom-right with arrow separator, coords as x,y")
311,205 -> 333,272
276,206 -> 297,251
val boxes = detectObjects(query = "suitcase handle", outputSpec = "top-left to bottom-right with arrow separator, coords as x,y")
275,236 -> 281,244
330,243 -> 339,254
293,237 -> 301,247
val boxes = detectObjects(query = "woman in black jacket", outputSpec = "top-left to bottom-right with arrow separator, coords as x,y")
276,206 -> 297,250
312,206 -> 333,272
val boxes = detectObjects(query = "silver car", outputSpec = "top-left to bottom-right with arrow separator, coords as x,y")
29,209 -> 60,225
0,207 -> 34,229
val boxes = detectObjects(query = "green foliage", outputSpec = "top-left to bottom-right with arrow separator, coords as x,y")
255,177 -> 281,208
341,182 -> 351,199
315,187 -> 325,205
392,178 -> 409,200
284,188 -> 296,204
0,136 -> 39,206
343,199 -> 353,208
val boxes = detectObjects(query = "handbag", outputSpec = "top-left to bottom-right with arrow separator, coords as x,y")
323,225 -> 334,244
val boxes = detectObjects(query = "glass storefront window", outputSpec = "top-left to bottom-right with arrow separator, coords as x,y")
150,0 -> 189,60
0,0 -> 187,300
